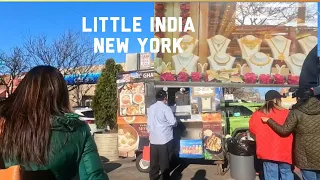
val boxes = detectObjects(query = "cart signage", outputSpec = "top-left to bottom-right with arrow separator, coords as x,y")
139,53 -> 151,70
131,123 -> 148,137
192,87 -> 215,97
203,122 -> 224,160
179,139 -> 203,159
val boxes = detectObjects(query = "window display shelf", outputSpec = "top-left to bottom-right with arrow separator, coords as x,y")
154,81 -> 298,88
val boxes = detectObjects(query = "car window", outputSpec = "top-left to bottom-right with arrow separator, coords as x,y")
81,110 -> 94,118
238,106 -> 253,116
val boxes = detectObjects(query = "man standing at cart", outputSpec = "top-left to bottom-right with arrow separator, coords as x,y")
147,89 -> 177,180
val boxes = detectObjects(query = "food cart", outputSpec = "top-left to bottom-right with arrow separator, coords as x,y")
116,69 -> 298,175
115,1 -> 316,174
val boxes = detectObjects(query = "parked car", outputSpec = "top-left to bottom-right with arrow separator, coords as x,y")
226,103 -> 262,137
73,106 -> 104,135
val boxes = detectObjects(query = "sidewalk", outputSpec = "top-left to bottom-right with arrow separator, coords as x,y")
105,158 -> 261,180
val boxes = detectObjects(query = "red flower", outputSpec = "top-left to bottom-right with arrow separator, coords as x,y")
273,74 -> 286,84
157,52 -> 163,58
259,74 -> 273,84
160,72 -> 175,81
177,72 -> 189,82
155,11 -> 165,17
180,2 -> 190,11
154,32 -> 164,38
182,18 -> 187,25
179,32 -> 189,37
155,4 -> 165,11
191,72 -> 202,82
180,12 -> 190,18
288,75 -> 299,85
243,72 -> 257,84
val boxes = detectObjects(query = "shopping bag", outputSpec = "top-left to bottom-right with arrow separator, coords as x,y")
0,165 -> 22,180
142,146 -> 150,162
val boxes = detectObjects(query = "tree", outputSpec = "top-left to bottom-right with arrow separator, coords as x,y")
92,59 -> 123,130
235,2 -> 316,26
0,47 -> 29,96
23,30 -> 103,105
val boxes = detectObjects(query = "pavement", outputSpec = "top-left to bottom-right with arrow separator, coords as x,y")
105,158 -> 258,180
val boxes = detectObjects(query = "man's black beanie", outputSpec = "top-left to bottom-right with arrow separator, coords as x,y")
299,45 -> 319,89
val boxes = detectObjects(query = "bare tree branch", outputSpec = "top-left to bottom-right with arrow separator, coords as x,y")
0,47 -> 29,96
23,30 -> 103,105
236,2 -> 299,26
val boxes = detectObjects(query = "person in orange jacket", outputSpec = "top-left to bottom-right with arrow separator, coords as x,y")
249,90 -> 294,180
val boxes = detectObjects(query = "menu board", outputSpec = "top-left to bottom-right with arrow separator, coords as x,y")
131,123 -> 149,137
192,87 -> 215,97
179,139 -> 203,159
202,122 -> 224,160
119,83 -> 145,116
117,116 -> 147,124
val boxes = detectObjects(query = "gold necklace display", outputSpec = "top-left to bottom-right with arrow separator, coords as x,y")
214,54 -> 230,65
290,55 -> 303,68
270,38 -> 288,61
180,37 -> 197,51
249,55 -> 271,67
240,37 -> 261,50
211,37 -> 227,52
177,55 -> 194,72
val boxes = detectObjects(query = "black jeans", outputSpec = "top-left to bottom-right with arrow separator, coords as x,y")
149,140 -> 174,180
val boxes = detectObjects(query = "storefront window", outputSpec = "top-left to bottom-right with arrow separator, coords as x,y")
154,2 -> 318,85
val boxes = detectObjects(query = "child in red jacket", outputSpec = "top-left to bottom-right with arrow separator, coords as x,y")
249,90 -> 293,180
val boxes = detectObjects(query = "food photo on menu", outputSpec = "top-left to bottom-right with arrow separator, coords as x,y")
203,129 -> 224,160
119,83 -> 146,116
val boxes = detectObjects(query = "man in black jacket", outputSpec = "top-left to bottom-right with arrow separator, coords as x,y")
299,45 -> 319,89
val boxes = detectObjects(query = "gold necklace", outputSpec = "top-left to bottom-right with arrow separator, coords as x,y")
249,55 -> 271,66
241,37 -> 261,50
180,37 -> 197,51
177,55 -> 194,72
270,38 -> 288,61
239,41 -> 260,58
211,37 -> 227,52
214,54 -> 230,65
290,55 -> 303,67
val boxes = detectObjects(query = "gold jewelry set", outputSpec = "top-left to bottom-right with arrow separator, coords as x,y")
249,55 -> 271,67
180,37 -> 197,51
269,38 -> 288,61
177,55 -> 195,72
211,37 -> 231,65
241,37 -> 262,50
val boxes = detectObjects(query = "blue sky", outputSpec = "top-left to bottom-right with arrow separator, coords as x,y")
0,2 -> 154,64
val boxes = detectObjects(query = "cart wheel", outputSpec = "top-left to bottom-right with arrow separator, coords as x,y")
136,153 -> 150,173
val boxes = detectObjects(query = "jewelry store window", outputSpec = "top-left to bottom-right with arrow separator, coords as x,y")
153,2 -> 317,85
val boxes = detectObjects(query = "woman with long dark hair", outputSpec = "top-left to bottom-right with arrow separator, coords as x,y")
249,90 -> 294,180
0,66 -> 107,179
262,88 -> 320,180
